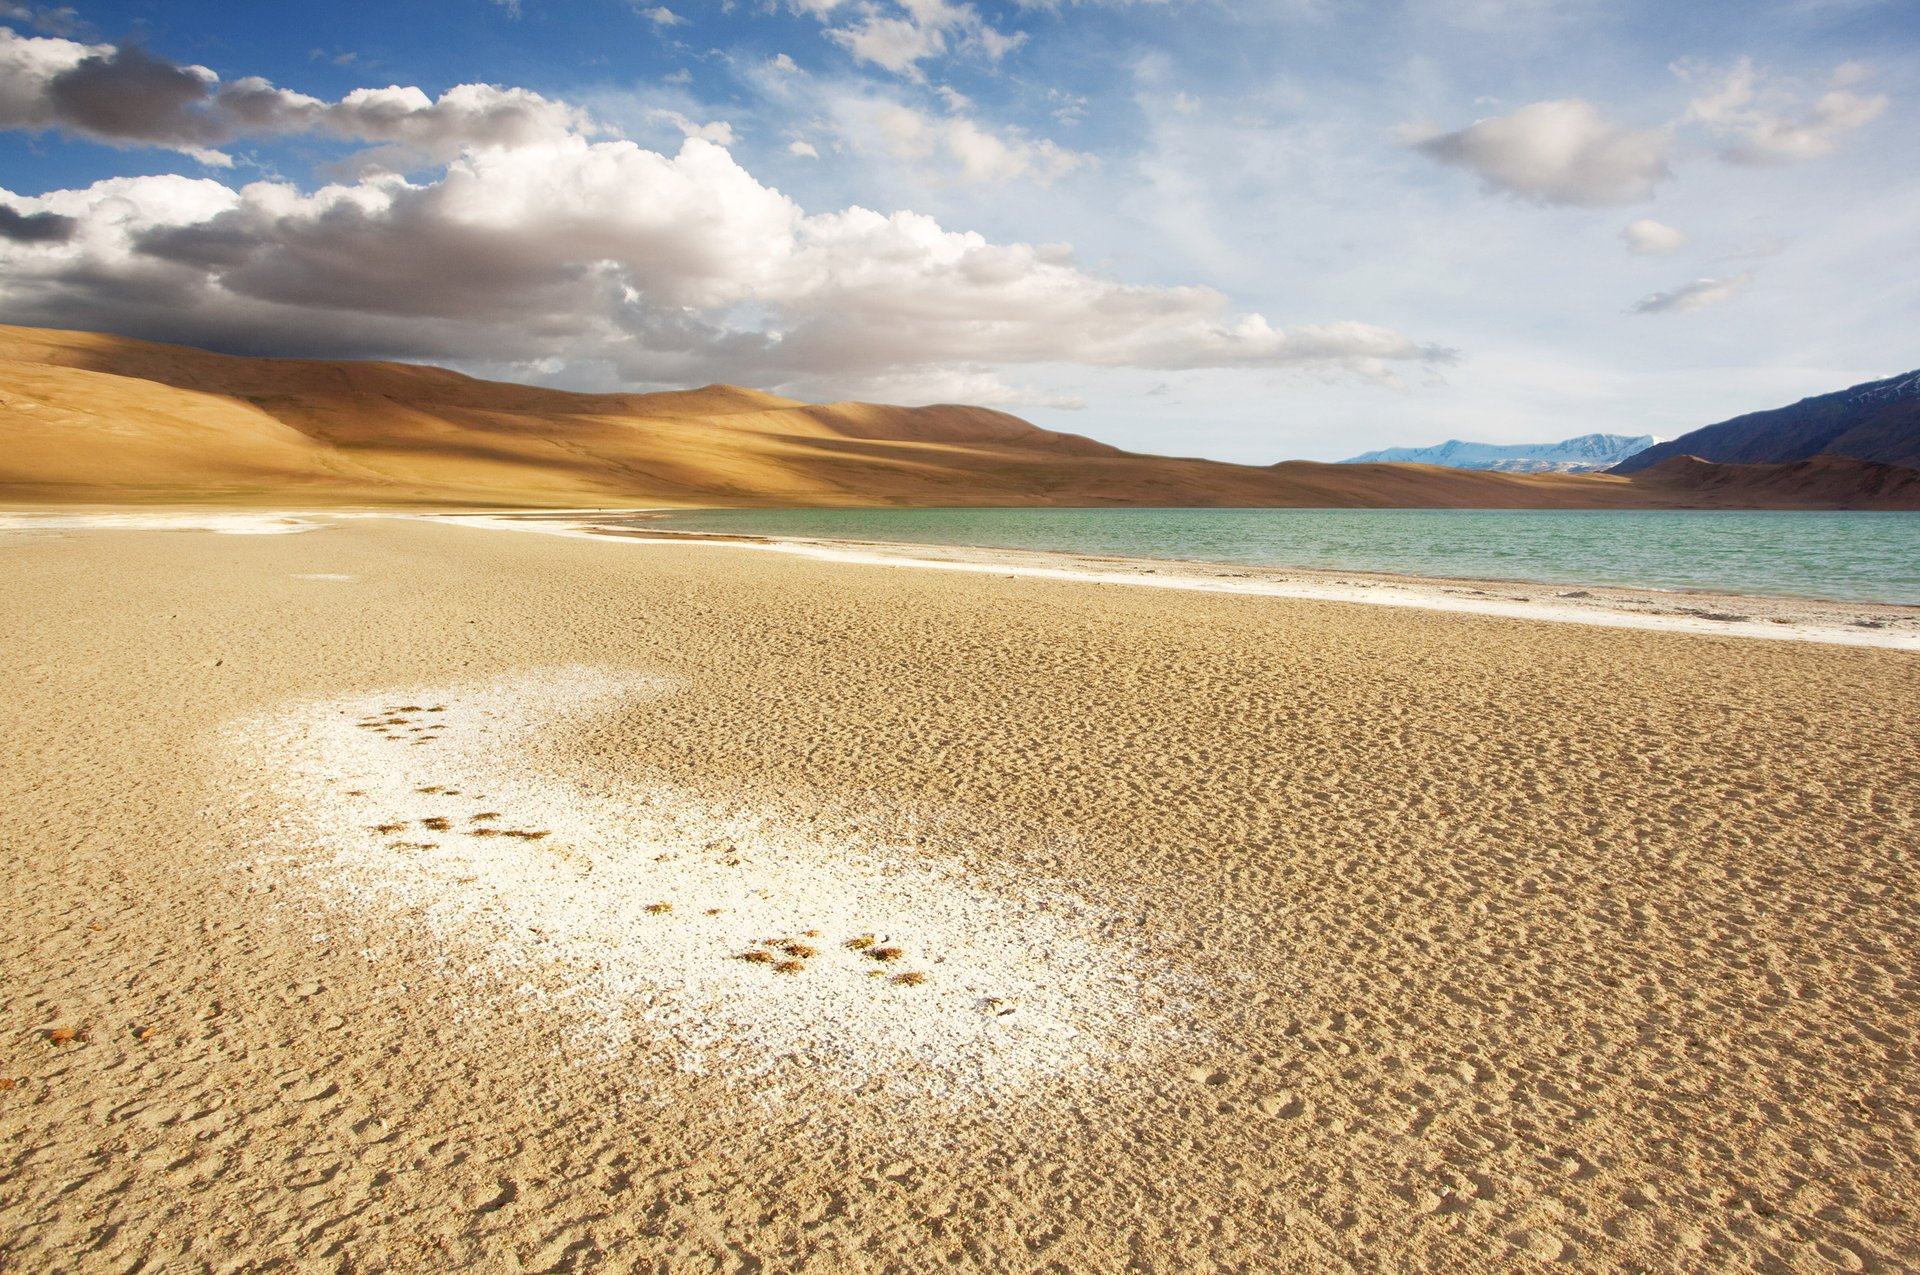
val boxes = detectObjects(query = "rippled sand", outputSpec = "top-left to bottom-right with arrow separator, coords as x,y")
3,516 -> 1916,1272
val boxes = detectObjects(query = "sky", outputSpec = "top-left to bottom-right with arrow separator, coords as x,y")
0,0 -> 1914,463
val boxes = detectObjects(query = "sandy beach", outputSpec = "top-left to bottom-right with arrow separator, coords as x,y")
4,514 -> 1918,1273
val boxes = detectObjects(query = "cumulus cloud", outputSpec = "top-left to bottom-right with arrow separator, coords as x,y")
0,202 -> 76,242
1621,218 -> 1686,254
1405,99 -> 1669,205
640,6 -> 687,26
787,139 -> 819,157
0,27 -> 587,165
1632,272 -> 1753,314
0,133 -> 1446,394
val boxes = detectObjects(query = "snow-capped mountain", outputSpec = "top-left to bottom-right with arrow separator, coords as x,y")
1339,433 -> 1658,474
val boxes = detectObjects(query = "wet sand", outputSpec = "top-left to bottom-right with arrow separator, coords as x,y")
2,515 -> 1917,1272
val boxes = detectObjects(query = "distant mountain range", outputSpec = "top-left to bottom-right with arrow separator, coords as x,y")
1,324 -> 1915,509
1611,369 -> 1920,474
1339,433 -> 1657,473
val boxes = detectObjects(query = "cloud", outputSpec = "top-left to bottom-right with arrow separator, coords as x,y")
813,365 -> 1086,409
0,201 -> 76,242
866,100 -> 1089,183
1678,56 -> 1889,164
640,6 -> 687,26
1632,272 -> 1753,314
0,3 -> 88,37
0,134 -> 1447,395
0,27 -> 588,165
1405,99 -> 1669,205
651,108 -> 735,145
838,95 -> 1091,184
787,139 -> 819,157
816,0 -> 1026,80
1621,218 -> 1686,254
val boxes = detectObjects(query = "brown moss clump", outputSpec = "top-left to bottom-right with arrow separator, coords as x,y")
738,949 -> 776,964
421,816 -> 452,832
646,902 -> 672,915
783,942 -> 818,959
891,971 -> 928,987
470,812 -> 501,821
774,959 -> 806,975
845,935 -> 876,951
868,946 -> 904,963
372,823 -> 407,835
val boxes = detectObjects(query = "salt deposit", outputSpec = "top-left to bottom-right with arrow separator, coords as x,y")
225,667 -> 1192,1101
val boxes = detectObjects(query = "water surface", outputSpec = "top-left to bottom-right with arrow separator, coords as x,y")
633,508 -> 1920,605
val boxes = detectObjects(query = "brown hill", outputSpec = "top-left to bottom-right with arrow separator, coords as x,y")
1630,453 -> 1920,509
2,324 -> 1916,509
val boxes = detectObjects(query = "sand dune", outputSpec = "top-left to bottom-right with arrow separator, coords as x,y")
10,323 -> 1912,509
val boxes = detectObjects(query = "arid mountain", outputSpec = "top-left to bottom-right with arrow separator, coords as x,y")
1612,369 -> 1920,474
2,324 -> 1916,509
1628,454 -> 1920,509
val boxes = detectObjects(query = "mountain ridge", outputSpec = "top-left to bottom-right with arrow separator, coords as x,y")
1341,432 -> 1656,473
1612,370 -> 1920,474
3,324 -> 1917,510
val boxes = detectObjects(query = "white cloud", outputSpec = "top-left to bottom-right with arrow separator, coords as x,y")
1405,99 -> 1669,205
1621,218 -> 1686,254
768,53 -> 801,74
842,95 -> 1091,184
1632,271 -> 1753,314
812,365 -> 1085,409
651,108 -> 736,145
640,6 -> 687,26
1678,56 -> 1889,164
0,134 -> 1446,394
787,138 -> 819,157
817,0 -> 1025,80
0,3 -> 87,37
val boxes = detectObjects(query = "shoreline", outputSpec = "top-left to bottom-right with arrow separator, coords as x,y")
4,506 -> 1915,649
432,509 -> 1920,651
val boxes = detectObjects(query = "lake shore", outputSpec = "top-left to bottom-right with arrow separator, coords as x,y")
442,508 -> 1920,650
3,513 -> 1917,1271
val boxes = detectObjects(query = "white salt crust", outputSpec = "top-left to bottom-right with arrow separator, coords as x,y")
225,667 -> 1197,1102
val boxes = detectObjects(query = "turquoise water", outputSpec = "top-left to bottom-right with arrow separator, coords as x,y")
630,508 -> 1920,604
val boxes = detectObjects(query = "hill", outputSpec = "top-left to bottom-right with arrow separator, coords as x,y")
1612,370 -> 1920,474
1,325 -> 1916,509
1340,433 -> 1655,473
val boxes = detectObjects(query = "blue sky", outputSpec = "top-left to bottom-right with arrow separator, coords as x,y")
1,0 -> 1914,462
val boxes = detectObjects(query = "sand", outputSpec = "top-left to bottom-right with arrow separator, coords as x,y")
3,515 -> 1918,1272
